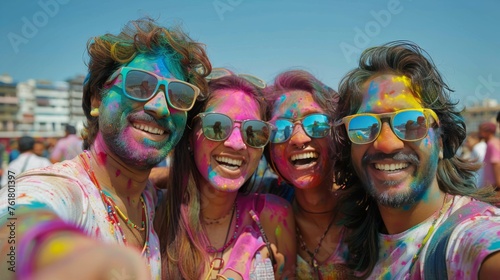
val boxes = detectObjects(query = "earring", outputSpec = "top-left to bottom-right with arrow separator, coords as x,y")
187,146 -> 193,155
90,108 -> 99,117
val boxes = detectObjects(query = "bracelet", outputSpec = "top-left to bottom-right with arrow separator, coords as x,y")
17,220 -> 83,279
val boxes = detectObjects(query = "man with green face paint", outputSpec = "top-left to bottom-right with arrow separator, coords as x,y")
0,18 -> 211,279
334,41 -> 500,279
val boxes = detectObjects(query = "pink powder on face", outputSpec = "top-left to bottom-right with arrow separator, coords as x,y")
97,152 -> 107,165
115,169 -> 121,177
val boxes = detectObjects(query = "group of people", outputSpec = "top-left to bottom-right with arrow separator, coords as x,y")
461,117 -> 500,189
1,17 -> 500,279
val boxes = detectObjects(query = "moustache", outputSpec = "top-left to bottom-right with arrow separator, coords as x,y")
362,152 -> 419,165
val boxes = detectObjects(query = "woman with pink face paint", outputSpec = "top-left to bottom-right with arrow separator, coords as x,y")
0,18 -> 211,280
156,70 -> 296,279
264,70 -> 350,279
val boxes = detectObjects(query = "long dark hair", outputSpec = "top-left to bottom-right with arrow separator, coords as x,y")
333,41 -> 498,277
155,74 -> 267,279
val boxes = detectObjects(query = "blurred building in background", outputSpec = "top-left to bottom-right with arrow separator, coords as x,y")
462,99 -> 500,133
0,74 -> 18,133
0,73 -> 85,142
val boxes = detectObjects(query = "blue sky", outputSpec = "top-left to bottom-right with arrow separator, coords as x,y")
1,0 -> 499,108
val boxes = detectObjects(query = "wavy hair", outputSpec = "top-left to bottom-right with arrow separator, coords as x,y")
155,74 -> 267,279
81,17 -> 211,149
263,70 -> 339,182
333,41 -> 498,277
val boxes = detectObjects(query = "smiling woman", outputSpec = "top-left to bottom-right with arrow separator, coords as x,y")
264,70 -> 349,279
156,69 -> 296,280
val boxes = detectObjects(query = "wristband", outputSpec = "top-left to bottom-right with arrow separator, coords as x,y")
18,220 -> 83,279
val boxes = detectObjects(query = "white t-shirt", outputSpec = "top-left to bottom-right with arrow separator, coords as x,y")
369,195 -> 500,279
0,152 -> 52,187
0,158 -> 161,279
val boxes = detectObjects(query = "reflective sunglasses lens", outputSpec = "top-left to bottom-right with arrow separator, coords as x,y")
239,74 -> 266,89
303,115 -> 330,138
347,115 -> 380,144
202,114 -> 231,141
242,120 -> 270,147
125,70 -> 158,100
394,110 -> 428,141
167,82 -> 196,110
270,119 -> 293,143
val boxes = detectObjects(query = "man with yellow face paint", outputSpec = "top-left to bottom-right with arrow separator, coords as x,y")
334,41 -> 500,279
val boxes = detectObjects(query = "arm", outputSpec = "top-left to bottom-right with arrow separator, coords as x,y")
260,194 -> 297,279
479,251 -> 500,280
1,209 -> 149,280
493,162 -> 500,187
0,174 -> 150,280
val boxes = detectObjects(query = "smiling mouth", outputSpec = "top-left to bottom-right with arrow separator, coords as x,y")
132,123 -> 165,135
291,152 -> 318,166
374,163 -> 409,171
215,156 -> 243,171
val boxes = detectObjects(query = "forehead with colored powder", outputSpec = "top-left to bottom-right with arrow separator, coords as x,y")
205,89 -> 261,119
126,54 -> 178,79
359,74 -> 422,113
271,90 -> 323,119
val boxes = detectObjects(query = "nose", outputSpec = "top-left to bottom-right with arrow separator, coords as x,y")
144,88 -> 170,118
224,124 -> 247,150
288,123 -> 311,149
372,122 -> 404,153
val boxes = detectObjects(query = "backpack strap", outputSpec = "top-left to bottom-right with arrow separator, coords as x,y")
421,200 -> 492,279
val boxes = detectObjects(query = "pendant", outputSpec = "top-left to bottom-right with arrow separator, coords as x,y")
211,257 -> 225,270
311,258 -> 318,268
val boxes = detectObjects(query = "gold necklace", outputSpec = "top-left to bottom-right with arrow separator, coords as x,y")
407,194 -> 451,275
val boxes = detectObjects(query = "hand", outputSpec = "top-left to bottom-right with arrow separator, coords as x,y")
32,243 -> 151,280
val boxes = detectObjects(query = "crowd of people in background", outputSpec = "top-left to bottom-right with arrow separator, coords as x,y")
0,131 -> 82,186
2,18 -> 500,280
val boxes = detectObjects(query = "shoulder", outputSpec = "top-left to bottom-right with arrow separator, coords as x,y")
258,193 -> 294,223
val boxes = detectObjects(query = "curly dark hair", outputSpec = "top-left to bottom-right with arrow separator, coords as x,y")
333,41 -> 498,277
81,18 -> 211,149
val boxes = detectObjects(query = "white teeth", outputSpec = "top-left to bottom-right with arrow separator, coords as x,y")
291,152 -> 319,162
132,123 -> 165,135
215,156 -> 242,167
374,163 -> 409,171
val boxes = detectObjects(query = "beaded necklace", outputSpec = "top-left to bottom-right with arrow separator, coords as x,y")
206,200 -> 240,254
406,194 -> 451,277
202,204 -> 234,225
79,151 -> 150,255
296,215 -> 336,279
205,200 -> 240,280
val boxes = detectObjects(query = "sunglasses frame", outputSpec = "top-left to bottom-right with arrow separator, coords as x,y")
269,113 -> 332,144
206,67 -> 266,89
341,108 -> 440,144
193,112 -> 272,148
106,67 -> 200,111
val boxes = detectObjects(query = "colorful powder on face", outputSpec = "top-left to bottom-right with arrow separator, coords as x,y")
96,152 -> 107,165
